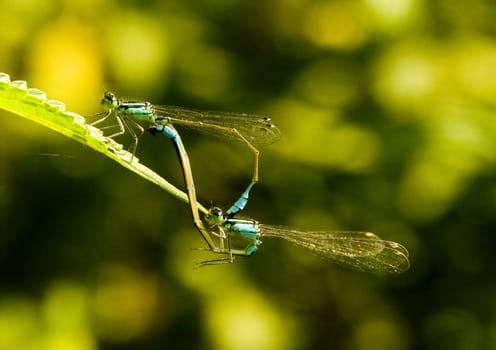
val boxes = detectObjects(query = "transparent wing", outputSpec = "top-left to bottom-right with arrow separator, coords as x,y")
260,225 -> 410,274
152,105 -> 281,147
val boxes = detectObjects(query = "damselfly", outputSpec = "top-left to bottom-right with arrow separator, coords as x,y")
202,202 -> 410,273
92,92 -> 281,189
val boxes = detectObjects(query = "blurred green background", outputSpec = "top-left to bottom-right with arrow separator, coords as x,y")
1,0 -> 496,349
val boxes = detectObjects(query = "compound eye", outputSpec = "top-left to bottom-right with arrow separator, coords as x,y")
104,91 -> 116,102
210,207 -> 223,217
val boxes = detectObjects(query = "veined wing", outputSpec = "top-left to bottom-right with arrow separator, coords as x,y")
260,226 -> 410,274
152,105 -> 281,147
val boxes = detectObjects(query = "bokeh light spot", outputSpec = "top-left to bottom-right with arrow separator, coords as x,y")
291,58 -> 359,107
373,46 -> 438,112
365,0 -> 418,29
268,99 -> 379,172
353,316 -> 410,350
205,291 -> 295,350
105,12 -> 171,96
27,18 -> 104,114
93,264 -> 160,342
303,1 -> 369,50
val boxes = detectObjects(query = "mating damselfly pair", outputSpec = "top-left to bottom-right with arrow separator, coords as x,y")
90,92 -> 410,274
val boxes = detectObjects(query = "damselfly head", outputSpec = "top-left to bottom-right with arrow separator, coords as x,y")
101,91 -> 118,110
205,206 -> 225,226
